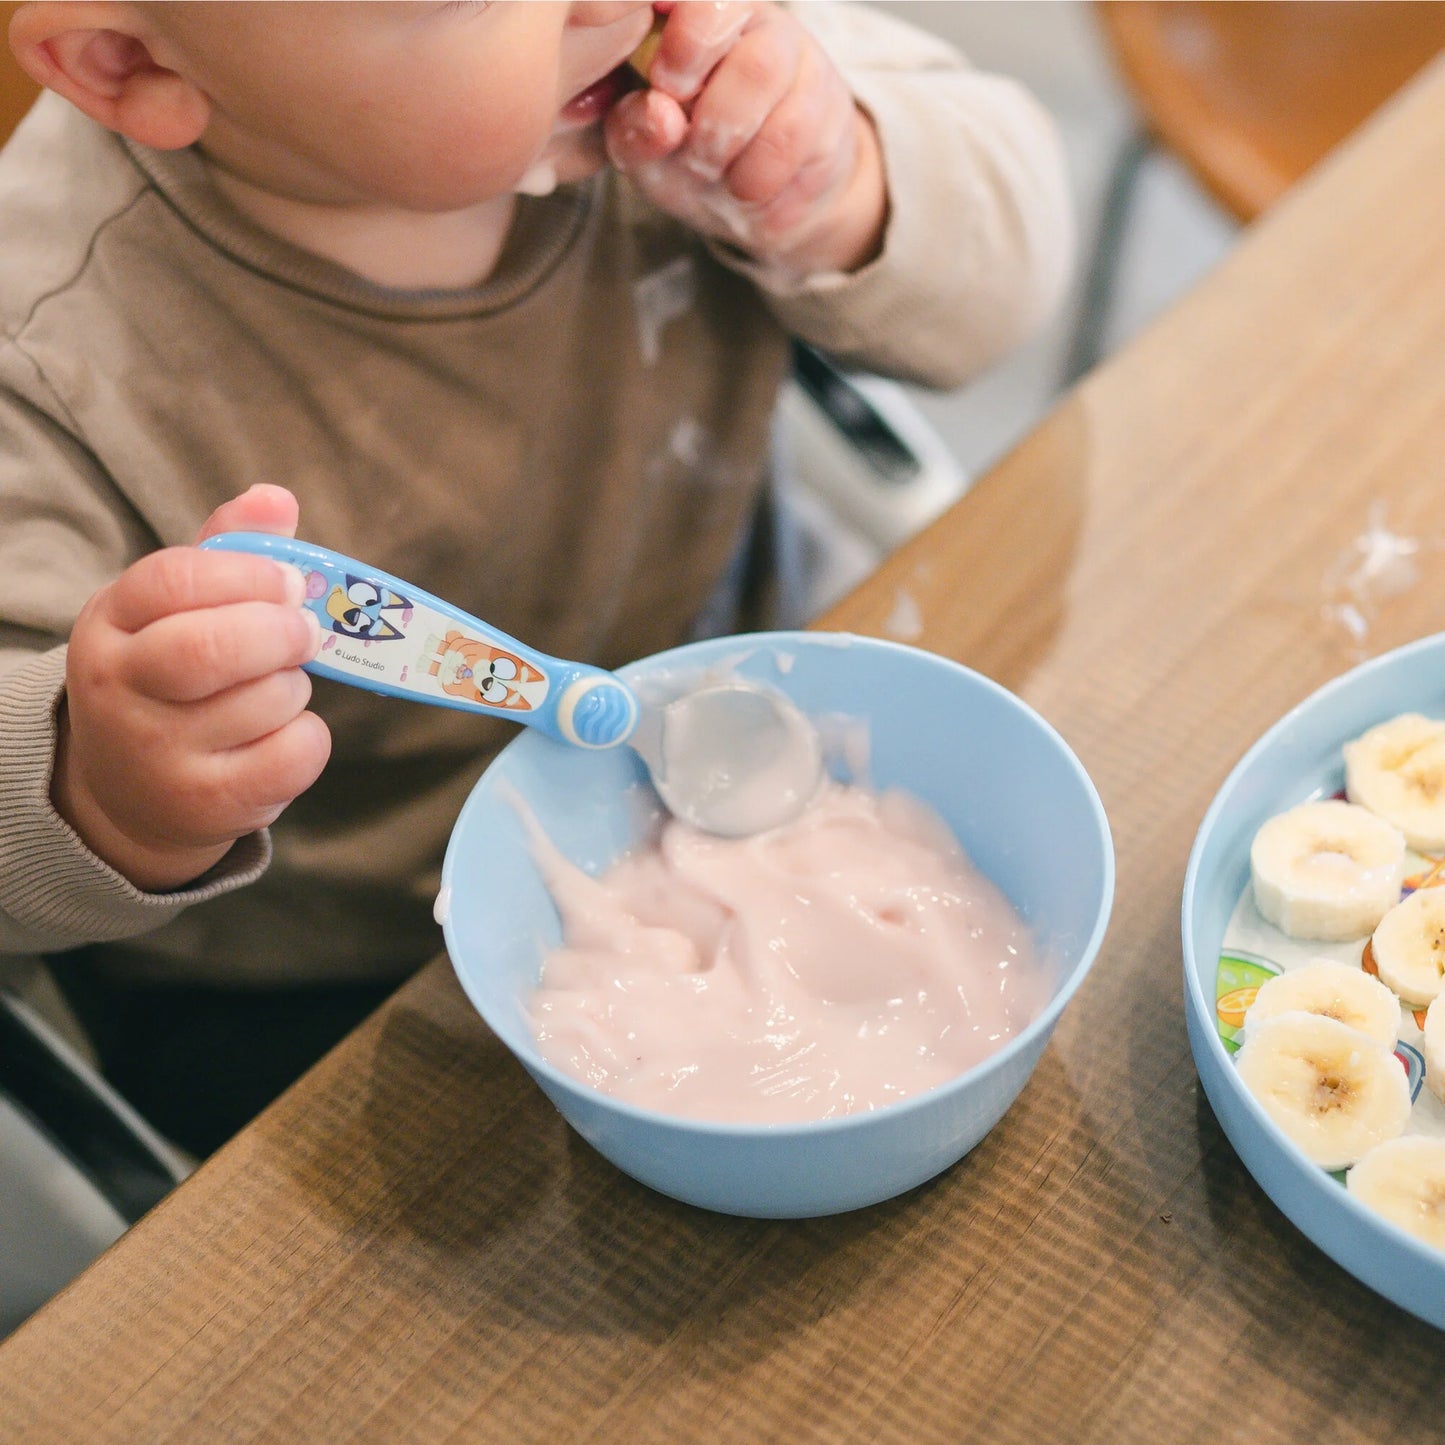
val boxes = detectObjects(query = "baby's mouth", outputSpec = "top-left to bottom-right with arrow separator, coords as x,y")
558,62 -> 641,129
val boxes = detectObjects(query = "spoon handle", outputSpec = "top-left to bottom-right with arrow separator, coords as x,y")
199,532 -> 638,749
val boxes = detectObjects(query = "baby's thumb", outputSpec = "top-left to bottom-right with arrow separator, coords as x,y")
193,483 -> 301,545
604,88 -> 688,173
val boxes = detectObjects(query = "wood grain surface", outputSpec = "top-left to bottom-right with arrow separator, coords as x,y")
3,52 -> 1444,1445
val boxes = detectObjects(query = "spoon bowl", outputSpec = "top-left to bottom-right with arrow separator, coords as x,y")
633,679 -> 823,836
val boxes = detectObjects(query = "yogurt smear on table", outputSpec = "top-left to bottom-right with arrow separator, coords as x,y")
526,784 -> 1044,1123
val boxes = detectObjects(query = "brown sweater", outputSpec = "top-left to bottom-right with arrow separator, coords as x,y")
0,4 -> 1072,988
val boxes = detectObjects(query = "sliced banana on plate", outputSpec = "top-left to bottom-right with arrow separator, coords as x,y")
1242,960 -> 1401,1050
1344,712 -> 1445,854
1234,1012 -> 1411,1170
1425,995 -> 1444,1106
1346,1135 -> 1445,1250
1369,886 -> 1445,1007
1250,799 -> 1406,941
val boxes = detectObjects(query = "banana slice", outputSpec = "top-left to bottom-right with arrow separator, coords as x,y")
1425,994 -> 1444,1106
1369,887 -> 1445,1006
1344,712 -> 1445,853
1234,1012 -> 1411,1170
1243,960 -> 1401,1050
1346,1136 -> 1445,1250
1250,799 -> 1406,941
629,16 -> 666,78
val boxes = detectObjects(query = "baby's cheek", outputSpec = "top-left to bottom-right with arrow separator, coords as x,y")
434,90 -> 561,199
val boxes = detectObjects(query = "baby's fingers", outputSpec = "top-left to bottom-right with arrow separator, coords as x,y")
678,19 -> 801,182
199,712 -> 333,834
103,545 -> 305,633
136,709 -> 332,849
185,667 -> 317,752
605,87 -> 688,171
723,42 -> 853,206
648,1 -> 756,102
193,482 -> 299,544
125,600 -> 321,703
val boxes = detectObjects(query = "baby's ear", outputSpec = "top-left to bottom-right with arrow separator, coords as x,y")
8,2 -> 208,149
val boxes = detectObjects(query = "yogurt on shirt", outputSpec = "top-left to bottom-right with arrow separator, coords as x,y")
526,783 -> 1044,1123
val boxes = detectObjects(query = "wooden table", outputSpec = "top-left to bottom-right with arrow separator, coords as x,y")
5,53 -> 1445,1445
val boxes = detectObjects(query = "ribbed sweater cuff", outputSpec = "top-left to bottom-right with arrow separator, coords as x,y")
0,647 -> 270,950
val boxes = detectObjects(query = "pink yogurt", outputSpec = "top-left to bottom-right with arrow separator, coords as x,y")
526,783 -> 1044,1124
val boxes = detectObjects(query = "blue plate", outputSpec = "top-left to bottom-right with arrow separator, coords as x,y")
1182,633 -> 1445,1329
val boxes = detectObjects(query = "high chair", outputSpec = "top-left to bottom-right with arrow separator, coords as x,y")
0,1 -> 35,146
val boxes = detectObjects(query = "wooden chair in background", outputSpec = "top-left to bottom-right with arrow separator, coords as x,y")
1065,1 -> 1445,380
0,1 -> 38,146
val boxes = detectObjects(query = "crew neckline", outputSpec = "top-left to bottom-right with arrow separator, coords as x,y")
121,136 -> 593,322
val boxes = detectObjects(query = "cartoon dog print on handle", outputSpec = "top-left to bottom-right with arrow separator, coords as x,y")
420,631 -> 547,712
293,559 -> 550,714
303,569 -> 414,642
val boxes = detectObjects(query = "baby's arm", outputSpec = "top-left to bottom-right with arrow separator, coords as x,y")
610,1 -> 1073,391
0,435 -> 325,952
53,485 -> 327,893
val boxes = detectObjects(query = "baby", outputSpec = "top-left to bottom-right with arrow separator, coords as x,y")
0,1 -> 1072,1150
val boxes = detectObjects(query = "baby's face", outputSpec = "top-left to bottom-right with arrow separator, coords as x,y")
149,2 -> 656,209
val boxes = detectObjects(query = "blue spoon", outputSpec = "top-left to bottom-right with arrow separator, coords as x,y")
200,533 -> 822,835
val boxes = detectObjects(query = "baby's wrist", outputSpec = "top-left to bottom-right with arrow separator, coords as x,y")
51,715 -> 230,893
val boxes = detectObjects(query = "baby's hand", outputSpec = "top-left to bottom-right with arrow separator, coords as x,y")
52,484 -> 329,892
605,1 -> 886,280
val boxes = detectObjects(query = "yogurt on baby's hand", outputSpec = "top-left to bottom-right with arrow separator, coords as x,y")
525,784 -> 1044,1123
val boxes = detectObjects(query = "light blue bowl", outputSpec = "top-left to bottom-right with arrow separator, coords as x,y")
1183,632 -> 1445,1329
442,632 -> 1114,1218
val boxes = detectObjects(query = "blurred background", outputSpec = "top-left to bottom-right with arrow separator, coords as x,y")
883,0 -> 1236,483
780,1 -> 1445,618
